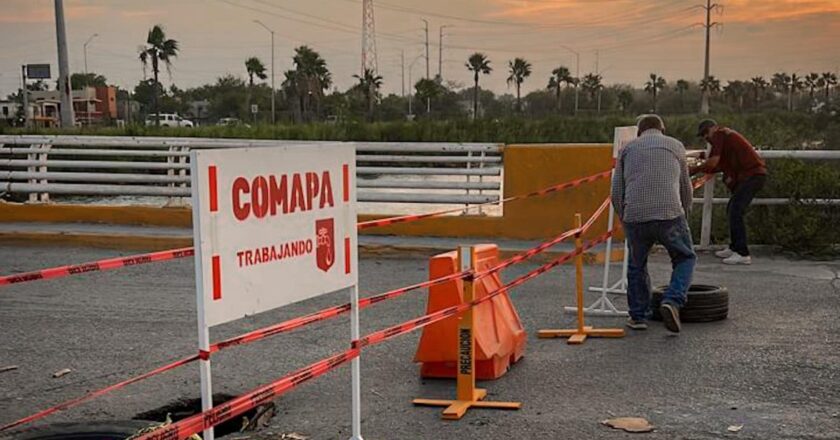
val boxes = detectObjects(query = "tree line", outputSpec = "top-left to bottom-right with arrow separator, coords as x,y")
6,24 -> 839,126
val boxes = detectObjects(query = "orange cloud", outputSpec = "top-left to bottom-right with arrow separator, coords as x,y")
489,0 -> 840,24
0,1 -> 104,23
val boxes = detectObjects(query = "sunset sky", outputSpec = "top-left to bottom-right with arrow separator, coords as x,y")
1,0 -> 838,97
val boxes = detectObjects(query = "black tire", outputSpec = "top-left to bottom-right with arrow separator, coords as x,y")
651,284 -> 728,323
3,420 -> 157,440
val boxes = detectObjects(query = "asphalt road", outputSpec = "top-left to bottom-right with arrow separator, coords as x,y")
1,245 -> 839,439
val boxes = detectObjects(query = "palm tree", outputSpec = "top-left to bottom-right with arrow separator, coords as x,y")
506,57 -> 532,112
787,73 -> 804,111
617,89 -> 634,113
352,67 -> 383,121
700,75 -> 721,95
547,66 -> 572,112
821,72 -> 838,101
674,79 -> 690,109
466,53 -> 492,120
581,73 -> 603,104
244,57 -> 267,121
724,80 -> 748,111
139,25 -> 178,126
245,57 -> 267,88
771,72 -> 790,93
283,46 -> 331,121
644,73 -> 666,111
804,73 -> 820,100
750,76 -> 768,105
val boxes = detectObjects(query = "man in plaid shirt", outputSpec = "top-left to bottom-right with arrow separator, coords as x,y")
612,114 -> 696,333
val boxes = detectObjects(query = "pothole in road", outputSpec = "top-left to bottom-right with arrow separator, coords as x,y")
133,393 -> 260,438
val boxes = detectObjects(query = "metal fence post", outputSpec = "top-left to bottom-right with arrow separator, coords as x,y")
27,145 -> 37,203
37,144 -> 50,202
465,150 -> 473,214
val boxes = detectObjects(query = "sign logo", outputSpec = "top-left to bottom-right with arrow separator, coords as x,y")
316,218 -> 335,272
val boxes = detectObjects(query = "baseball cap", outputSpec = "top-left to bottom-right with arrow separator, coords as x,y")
697,119 -> 718,137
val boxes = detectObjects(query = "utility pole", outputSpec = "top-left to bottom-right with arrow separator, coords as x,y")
20,65 -> 29,128
54,0 -> 74,128
559,44 -> 580,115
595,50 -> 600,105
83,33 -> 98,125
700,0 -> 722,115
254,20 -> 276,124
361,0 -> 378,75
438,25 -> 452,80
401,50 -> 405,97
422,19 -> 430,79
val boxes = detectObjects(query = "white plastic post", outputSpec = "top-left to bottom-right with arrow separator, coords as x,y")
350,285 -> 363,440
190,154 -> 215,440
198,325 -> 215,440
566,126 -> 635,317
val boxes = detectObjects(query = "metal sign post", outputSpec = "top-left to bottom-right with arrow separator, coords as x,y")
190,143 -> 359,440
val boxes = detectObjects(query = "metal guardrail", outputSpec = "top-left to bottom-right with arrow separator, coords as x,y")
695,149 -> 840,247
0,136 -> 503,207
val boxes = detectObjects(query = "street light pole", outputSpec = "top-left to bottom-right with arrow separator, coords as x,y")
421,19 -> 430,79
254,20 -> 276,124
558,44 -> 580,115
83,33 -> 98,125
438,25 -> 452,80
54,0 -> 75,128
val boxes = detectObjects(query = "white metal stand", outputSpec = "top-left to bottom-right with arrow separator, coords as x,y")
564,126 -> 635,318
349,285 -> 364,440
198,325 -> 215,440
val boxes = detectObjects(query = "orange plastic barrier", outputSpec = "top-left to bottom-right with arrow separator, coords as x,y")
414,244 -> 526,380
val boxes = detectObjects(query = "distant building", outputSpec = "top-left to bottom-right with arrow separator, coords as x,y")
0,100 -> 21,125
28,85 -> 119,126
187,100 -> 210,125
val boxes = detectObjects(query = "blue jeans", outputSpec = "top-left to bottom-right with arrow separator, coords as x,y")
623,216 -> 696,321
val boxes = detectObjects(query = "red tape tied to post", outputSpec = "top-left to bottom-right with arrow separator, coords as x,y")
136,231 -> 616,439
355,230 -> 613,350
0,169 -> 613,288
0,196 -> 615,433
134,348 -> 359,440
0,248 -> 194,286
357,168 -> 614,230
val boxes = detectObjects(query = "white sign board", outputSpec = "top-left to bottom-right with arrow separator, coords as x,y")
613,126 -> 637,158
190,144 -> 358,327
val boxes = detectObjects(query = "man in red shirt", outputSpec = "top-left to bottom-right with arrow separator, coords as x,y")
690,119 -> 767,265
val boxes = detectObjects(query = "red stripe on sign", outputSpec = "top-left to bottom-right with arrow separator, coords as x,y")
212,255 -> 222,300
344,237 -> 351,274
208,165 -> 219,212
342,164 -> 349,202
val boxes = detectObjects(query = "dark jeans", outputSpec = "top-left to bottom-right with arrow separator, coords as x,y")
728,174 -> 766,256
623,216 -> 696,321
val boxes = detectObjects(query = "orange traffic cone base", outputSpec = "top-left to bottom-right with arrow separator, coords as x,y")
413,388 -> 521,420
537,326 -> 625,345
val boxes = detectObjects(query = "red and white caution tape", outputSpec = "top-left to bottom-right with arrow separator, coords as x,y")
355,231 -> 612,349
358,168 -> 612,230
136,227 -> 615,440
0,248 -> 194,286
0,197 -> 613,432
133,348 -> 359,440
0,354 -> 199,432
0,170 -> 613,287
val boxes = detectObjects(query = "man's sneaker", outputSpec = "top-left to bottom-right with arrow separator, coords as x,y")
659,303 -> 681,333
722,253 -> 752,265
715,248 -> 735,258
626,318 -> 648,330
